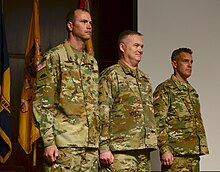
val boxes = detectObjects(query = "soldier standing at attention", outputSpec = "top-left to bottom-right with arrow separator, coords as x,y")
99,30 -> 157,172
33,8 -> 99,171
153,48 -> 209,172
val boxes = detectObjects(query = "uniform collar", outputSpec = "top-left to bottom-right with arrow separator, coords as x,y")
118,60 -> 138,77
171,74 -> 194,92
63,40 -> 93,65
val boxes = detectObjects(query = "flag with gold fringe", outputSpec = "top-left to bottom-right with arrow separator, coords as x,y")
0,0 -> 12,163
80,0 -> 94,56
18,0 -> 41,158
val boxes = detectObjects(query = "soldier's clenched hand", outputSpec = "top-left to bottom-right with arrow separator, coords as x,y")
99,151 -> 114,165
43,145 -> 59,163
162,152 -> 173,166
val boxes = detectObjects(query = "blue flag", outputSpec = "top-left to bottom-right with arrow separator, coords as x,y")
0,1 -> 12,163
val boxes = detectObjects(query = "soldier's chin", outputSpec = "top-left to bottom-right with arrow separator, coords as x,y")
136,59 -> 141,63
83,36 -> 91,41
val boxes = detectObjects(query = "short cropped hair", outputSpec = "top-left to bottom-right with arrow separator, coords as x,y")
171,48 -> 193,61
66,8 -> 90,26
118,30 -> 142,46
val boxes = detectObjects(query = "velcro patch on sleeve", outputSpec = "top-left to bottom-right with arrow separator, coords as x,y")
36,65 -> 50,86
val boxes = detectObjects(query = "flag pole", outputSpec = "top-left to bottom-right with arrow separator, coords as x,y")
33,141 -> 37,166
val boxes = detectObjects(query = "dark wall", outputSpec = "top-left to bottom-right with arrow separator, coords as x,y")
95,0 -> 137,71
0,0 -> 136,171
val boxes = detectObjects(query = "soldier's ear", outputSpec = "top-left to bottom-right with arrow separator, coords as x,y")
119,43 -> 125,53
172,60 -> 177,69
67,21 -> 73,32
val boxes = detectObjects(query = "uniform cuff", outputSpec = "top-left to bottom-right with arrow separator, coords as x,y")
160,145 -> 173,155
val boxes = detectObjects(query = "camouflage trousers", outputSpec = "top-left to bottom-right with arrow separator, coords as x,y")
99,149 -> 151,172
161,155 -> 200,172
44,147 -> 99,172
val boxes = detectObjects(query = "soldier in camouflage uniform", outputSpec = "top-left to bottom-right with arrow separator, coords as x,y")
153,48 -> 209,172
33,8 -> 99,171
99,30 -> 157,172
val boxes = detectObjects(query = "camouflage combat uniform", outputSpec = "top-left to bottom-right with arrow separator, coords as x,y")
33,40 -> 99,171
153,75 -> 209,172
99,60 -> 157,172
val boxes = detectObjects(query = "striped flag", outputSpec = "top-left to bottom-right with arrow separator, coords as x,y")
0,0 -> 12,163
18,0 -> 41,156
80,0 -> 94,56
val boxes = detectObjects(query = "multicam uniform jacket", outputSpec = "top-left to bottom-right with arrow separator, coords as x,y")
33,40 -> 99,148
99,60 -> 157,153
153,75 -> 209,156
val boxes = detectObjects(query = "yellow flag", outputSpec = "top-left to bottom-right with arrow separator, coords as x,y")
80,0 -> 94,56
18,0 -> 41,155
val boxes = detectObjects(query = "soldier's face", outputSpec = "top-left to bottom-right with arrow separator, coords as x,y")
172,52 -> 193,81
121,34 -> 144,69
72,9 -> 92,41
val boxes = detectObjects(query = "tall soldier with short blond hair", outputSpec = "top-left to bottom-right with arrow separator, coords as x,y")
99,30 -> 157,172
153,48 -> 209,172
33,8 -> 99,171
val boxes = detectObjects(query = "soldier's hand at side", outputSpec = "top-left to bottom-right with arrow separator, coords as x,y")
162,152 -> 174,166
43,145 -> 59,164
99,151 -> 114,165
